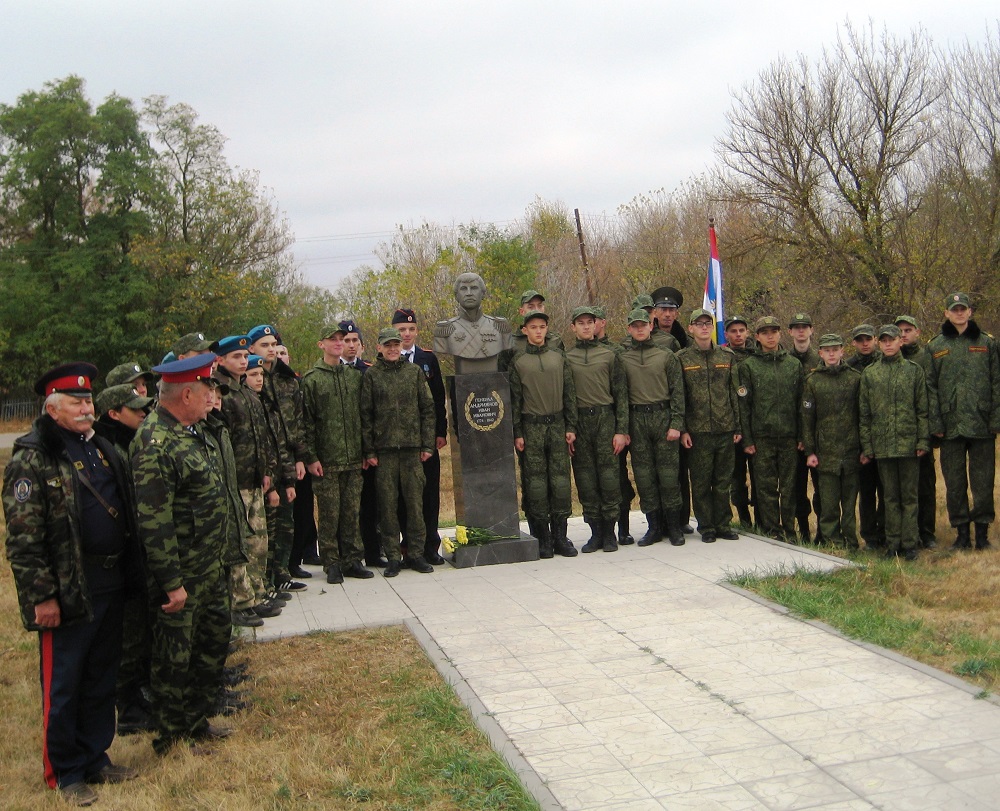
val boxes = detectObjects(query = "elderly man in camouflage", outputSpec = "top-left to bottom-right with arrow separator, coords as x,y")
131,355 -> 237,754
677,309 -> 742,544
620,308 -> 686,547
564,306 -> 629,553
3,363 -> 140,806
927,293 -> 1000,550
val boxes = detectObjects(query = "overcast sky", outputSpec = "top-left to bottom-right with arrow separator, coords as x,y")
4,2 -> 997,290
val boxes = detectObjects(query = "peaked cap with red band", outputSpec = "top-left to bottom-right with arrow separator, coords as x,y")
35,362 -> 99,397
151,354 -> 219,385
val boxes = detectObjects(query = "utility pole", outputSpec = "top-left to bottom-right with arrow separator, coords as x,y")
574,208 -> 595,305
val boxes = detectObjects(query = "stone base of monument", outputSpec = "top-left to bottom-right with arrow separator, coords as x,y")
448,532 -> 539,568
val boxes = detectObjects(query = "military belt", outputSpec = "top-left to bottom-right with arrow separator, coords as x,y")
522,412 -> 563,425
577,404 -> 613,416
630,401 -> 668,413
82,552 -> 123,569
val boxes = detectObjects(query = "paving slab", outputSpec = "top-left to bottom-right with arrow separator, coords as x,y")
251,515 -> 1000,810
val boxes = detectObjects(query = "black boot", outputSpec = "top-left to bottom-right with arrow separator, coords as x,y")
637,511 -> 661,546
953,523 -> 972,550
617,505 -> 634,545
581,519 -> 603,553
666,509 -> 685,546
975,523 -> 991,550
737,507 -> 753,526
535,521 -> 554,558
602,519 -> 619,552
552,518 -> 578,557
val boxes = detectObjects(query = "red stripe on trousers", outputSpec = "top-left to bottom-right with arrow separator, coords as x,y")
40,630 -> 56,788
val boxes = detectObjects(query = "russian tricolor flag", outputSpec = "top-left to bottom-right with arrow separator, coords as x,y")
704,221 -> 725,345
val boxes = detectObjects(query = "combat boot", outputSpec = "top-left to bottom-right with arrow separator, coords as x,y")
637,510 -> 661,546
602,520 -> 619,552
581,519 -> 603,553
535,522 -> 554,558
953,523 -> 972,550
975,523 -> 991,550
617,506 -> 635,545
552,518 -> 578,557
665,509 -> 685,546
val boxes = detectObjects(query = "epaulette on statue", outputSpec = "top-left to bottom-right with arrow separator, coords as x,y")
434,320 -> 455,338
494,317 -> 512,335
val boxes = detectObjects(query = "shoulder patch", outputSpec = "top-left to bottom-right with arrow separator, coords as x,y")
969,346 -> 988,353
932,349 -> 949,359
13,477 -> 32,502
803,400 -> 813,409
683,365 -> 702,372
737,386 -> 748,397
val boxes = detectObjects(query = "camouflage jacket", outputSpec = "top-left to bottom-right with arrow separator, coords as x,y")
301,359 -> 364,471
509,343 -> 579,438
927,320 -> 1000,439
620,339 -> 686,432
215,366 -> 277,491
676,344 -> 740,434
790,344 -> 821,374
499,332 -> 563,373
3,415 -> 140,631
859,354 -> 930,459
131,406 -> 233,595
737,349 -> 803,446
204,412 -> 252,567
846,351 -> 880,372
621,328 -> 681,353
800,362 -> 862,472
259,359 -> 308,479
564,338 -> 629,434
360,356 -> 436,456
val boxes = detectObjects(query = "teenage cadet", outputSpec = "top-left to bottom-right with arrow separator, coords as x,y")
620,308 -> 686,546
859,325 -> 930,560
787,313 -> 821,542
801,334 -> 863,549
725,316 -> 756,526
301,326 -> 373,584
508,311 -> 579,557
738,316 -> 803,541
106,361 -> 158,396
895,315 -> 937,548
927,293 -> 1000,550
677,309 -> 741,543
847,324 -> 885,549
564,305 -> 629,553
498,290 -> 562,372
360,327 -> 437,576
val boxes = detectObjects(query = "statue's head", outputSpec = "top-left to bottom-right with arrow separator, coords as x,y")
454,272 -> 486,310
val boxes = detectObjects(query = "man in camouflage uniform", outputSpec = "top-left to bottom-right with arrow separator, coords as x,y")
361,327 -> 437,576
106,361 -> 157,397
897,315 -> 938,549
859,325 -> 930,560
927,293 -> 1000,550
302,325 -> 373,584
499,290 -> 563,373
620,308 -> 686,546
725,316 -> 756,525
847,324 -> 885,549
801,334 -> 863,549
131,355 -> 237,753
4,363 -> 140,804
678,309 -> 741,543
509,311 -> 579,557
787,313 -> 821,542
564,306 -> 629,553
738,317 -> 803,541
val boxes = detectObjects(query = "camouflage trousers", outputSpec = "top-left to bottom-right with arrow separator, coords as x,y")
939,437 -> 996,526
688,432 -> 734,534
149,564 -> 231,753
229,488 -> 269,608
266,491 -> 295,583
858,459 -> 886,547
116,592 -> 152,716
314,468 -> 364,568
521,416 -> 572,522
732,443 -> 756,522
918,451 -> 937,544
628,407 -> 680,514
375,449 -> 426,562
571,407 -> 621,522
877,456 -> 919,553
816,466 -> 859,548
752,437 -> 797,537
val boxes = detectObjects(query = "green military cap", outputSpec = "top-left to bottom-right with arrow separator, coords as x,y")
877,324 -> 901,339
851,324 -> 876,339
106,362 -> 156,387
522,309 -> 549,323
631,294 -> 655,310
724,315 -> 748,329
319,325 -> 347,340
894,315 -> 919,328
627,308 -> 651,324
571,305 -> 599,322
789,313 -> 812,327
592,305 -> 607,319
818,333 -> 844,348
945,292 -> 971,310
95,383 -> 154,416
520,289 -> 545,305
689,308 -> 715,324
754,315 -> 781,332
172,331 -> 212,356
377,327 -> 402,344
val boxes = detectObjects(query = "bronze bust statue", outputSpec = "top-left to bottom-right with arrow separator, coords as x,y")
433,272 -> 513,374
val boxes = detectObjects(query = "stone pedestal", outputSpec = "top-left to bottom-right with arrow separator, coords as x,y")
447,373 -> 538,567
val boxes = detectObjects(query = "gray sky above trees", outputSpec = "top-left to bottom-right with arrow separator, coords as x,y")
4,1 -> 996,290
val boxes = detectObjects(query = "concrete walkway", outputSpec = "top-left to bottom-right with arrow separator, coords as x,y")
253,518 -> 1000,811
